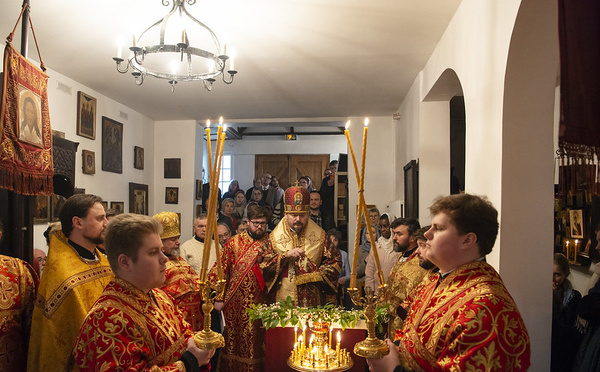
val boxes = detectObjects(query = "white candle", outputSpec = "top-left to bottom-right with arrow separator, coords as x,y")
230,57 -> 235,71
222,43 -> 227,55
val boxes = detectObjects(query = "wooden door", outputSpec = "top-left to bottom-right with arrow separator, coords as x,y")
255,154 -> 330,190
289,155 -> 330,191
255,155 -> 290,188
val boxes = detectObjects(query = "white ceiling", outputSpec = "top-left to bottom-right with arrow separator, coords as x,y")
1,0 -> 461,123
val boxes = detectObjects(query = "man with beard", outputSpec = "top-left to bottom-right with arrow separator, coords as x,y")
209,204 -> 271,371
384,218 -> 428,337
28,194 -> 114,372
154,212 -> 203,331
262,185 -> 341,307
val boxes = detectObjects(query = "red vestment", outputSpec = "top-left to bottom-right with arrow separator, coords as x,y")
161,255 -> 203,331
73,277 -> 206,371
208,232 -> 268,372
396,261 -> 531,371
0,255 -> 38,372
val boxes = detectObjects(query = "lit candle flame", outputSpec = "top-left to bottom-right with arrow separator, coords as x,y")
364,117 -> 369,127
337,331 -> 340,342
223,124 -> 227,131
219,116 -> 224,125
345,120 -> 351,130
206,119 -> 211,128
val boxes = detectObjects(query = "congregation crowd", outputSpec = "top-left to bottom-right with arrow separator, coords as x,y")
1,162 -> 599,371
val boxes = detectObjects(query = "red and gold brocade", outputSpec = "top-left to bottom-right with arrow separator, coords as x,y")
0,255 -> 38,372
73,278 -> 196,372
396,261 -> 531,372
263,218 -> 341,307
161,256 -> 203,331
208,232 -> 267,372
386,253 -> 429,335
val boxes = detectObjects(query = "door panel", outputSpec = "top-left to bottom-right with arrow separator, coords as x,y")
255,154 -> 330,190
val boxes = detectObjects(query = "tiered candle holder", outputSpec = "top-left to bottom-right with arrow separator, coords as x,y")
347,286 -> 389,359
287,322 -> 354,372
193,279 -> 226,349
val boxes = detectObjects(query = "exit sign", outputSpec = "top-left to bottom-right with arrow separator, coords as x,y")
285,134 -> 297,141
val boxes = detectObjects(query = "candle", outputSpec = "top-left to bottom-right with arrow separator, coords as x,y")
294,326 -> 298,344
309,334 -> 314,349
116,39 -> 122,59
181,30 -> 185,43
132,34 -> 136,47
222,43 -> 227,56
329,328 -> 332,348
230,57 -> 235,71
302,324 -> 306,348
566,240 -> 570,259
298,336 -> 303,358
212,126 -> 226,279
344,121 -> 362,289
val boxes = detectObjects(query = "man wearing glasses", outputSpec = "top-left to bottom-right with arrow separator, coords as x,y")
210,204 -> 271,372
262,184 -> 341,307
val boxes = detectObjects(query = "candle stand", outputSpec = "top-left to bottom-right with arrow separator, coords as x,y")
347,285 -> 389,359
193,279 -> 226,349
287,322 -> 353,372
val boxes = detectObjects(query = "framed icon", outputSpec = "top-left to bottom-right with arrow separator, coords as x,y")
82,150 -> 95,175
102,116 -> 123,174
76,91 -> 97,140
111,201 -> 125,214
129,183 -> 149,215
164,158 -> 181,179
166,187 -> 179,204
134,146 -> 144,170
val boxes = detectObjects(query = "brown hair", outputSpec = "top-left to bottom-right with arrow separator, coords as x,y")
104,213 -> 162,272
59,194 -> 103,236
554,253 -> 570,277
247,203 -> 268,221
429,193 -> 499,256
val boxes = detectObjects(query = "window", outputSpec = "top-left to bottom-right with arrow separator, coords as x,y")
219,155 -> 232,193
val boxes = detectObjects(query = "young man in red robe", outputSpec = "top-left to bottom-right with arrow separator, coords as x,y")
72,213 -> 214,371
367,193 -> 531,372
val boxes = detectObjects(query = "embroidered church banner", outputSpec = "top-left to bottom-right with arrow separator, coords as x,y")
0,42 -> 53,195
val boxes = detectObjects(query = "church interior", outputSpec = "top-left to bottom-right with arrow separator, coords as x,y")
2,0 -> 598,370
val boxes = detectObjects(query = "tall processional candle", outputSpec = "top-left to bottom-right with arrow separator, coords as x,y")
344,121 -> 362,289
200,120 -> 224,281
212,124 -> 226,278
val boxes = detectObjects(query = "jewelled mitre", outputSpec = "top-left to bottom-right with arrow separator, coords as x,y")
284,185 -> 310,213
152,211 -> 180,239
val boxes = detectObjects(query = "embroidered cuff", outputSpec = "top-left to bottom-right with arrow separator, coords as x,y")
295,271 -> 323,285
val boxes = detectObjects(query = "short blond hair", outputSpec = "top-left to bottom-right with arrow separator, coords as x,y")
104,213 -> 162,272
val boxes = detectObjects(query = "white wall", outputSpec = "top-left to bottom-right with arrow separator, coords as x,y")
153,120 -> 198,243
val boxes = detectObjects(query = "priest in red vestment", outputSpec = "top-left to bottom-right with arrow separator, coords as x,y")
367,193 -> 531,372
262,185 -> 341,307
72,213 -> 214,371
0,221 -> 38,372
154,211 -> 203,331
210,203 -> 270,372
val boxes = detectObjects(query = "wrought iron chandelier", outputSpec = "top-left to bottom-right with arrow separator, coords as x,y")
113,0 -> 237,92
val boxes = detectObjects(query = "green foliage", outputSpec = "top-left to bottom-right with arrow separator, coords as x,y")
246,296 -> 389,330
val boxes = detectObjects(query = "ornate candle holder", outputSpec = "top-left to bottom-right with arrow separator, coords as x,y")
193,279 -> 226,350
287,321 -> 353,372
347,285 -> 389,359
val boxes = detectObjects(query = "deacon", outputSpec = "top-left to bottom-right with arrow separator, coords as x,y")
28,194 -> 113,371
154,211 -> 203,331
367,194 -> 531,372
385,218 -> 429,336
210,204 -> 271,371
262,184 -> 341,307
72,213 -> 214,371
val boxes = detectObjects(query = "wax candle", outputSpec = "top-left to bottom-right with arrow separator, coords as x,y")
294,326 -> 298,344
302,324 -> 306,348
344,120 -> 362,289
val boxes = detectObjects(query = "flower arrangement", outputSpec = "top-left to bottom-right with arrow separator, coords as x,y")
246,296 -> 389,331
